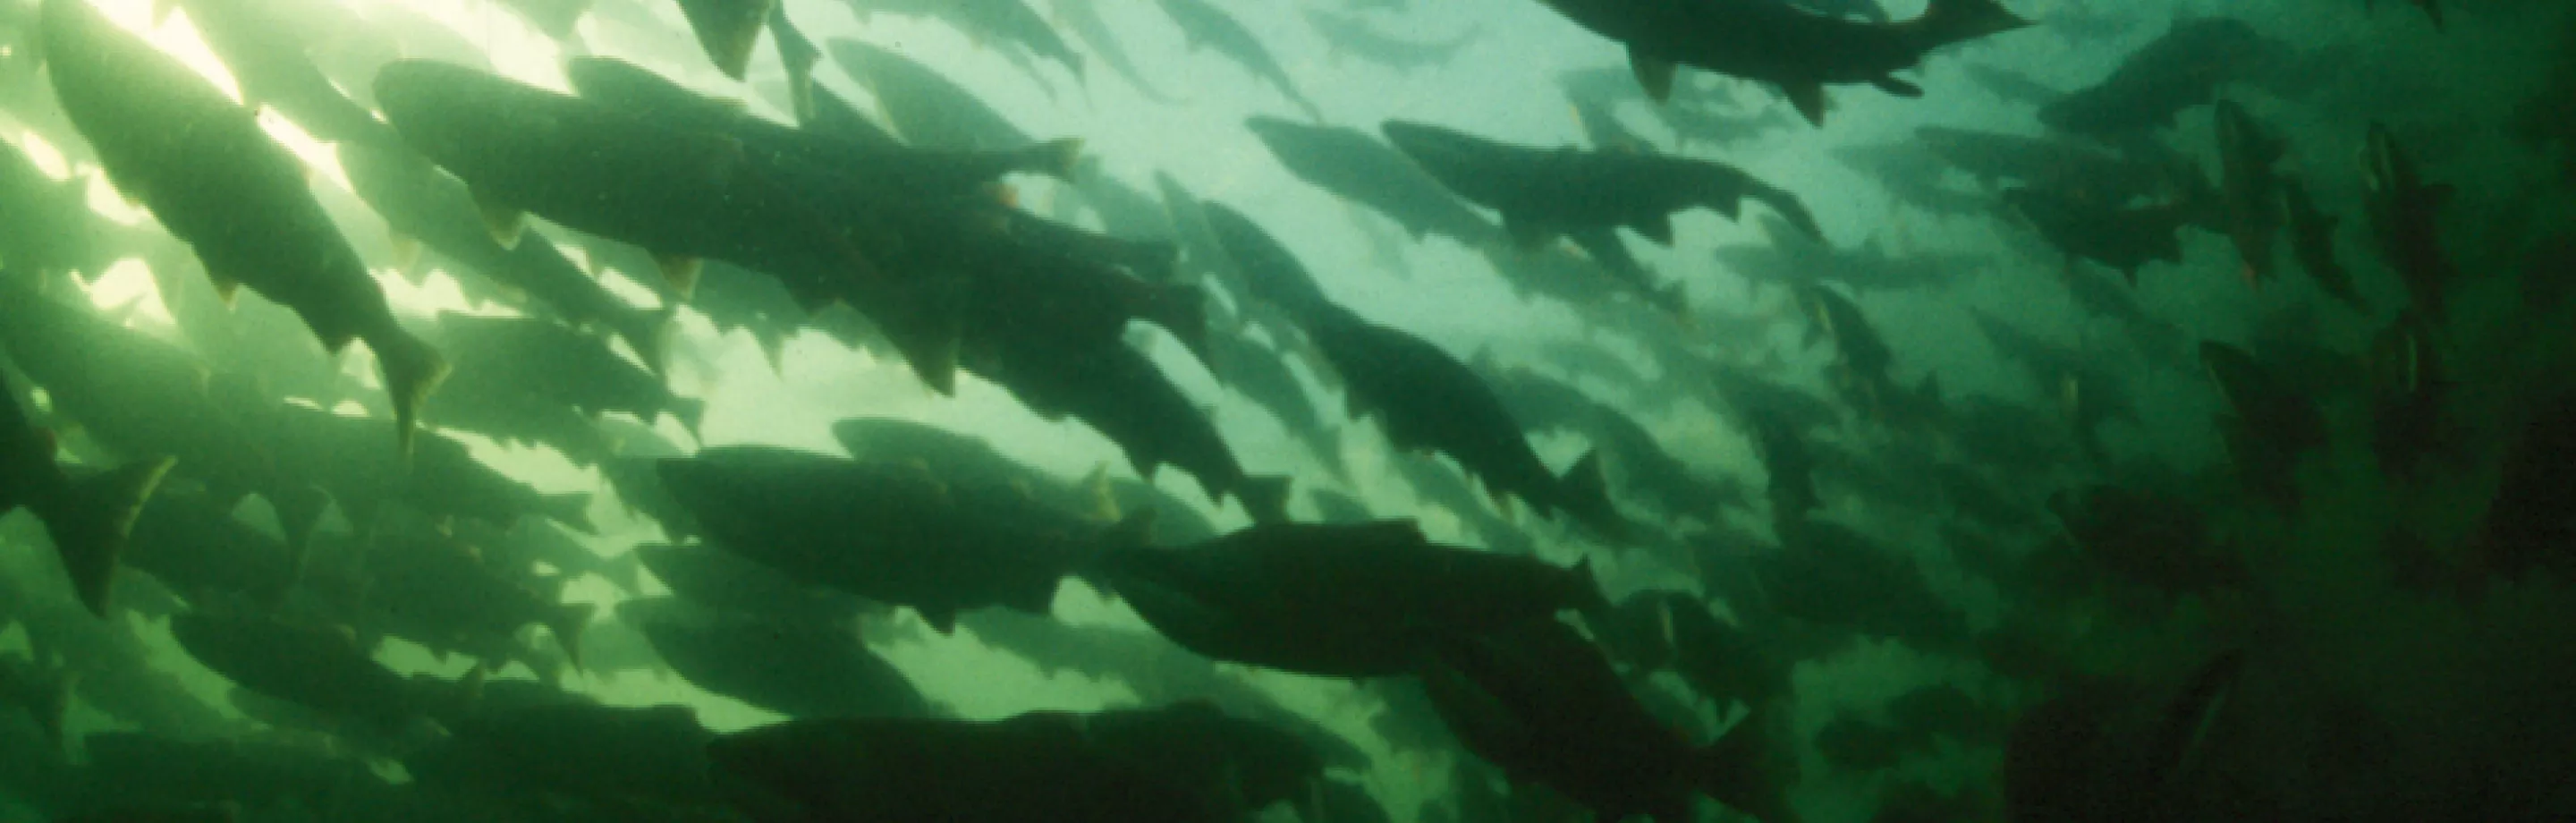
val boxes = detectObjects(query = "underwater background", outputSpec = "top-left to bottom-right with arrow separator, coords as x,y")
0,0 -> 2573,819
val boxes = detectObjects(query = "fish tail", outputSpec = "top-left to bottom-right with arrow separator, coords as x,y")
1234,474 -> 1292,525
1567,555 -> 1613,618
547,600 -> 597,673
372,329 -> 451,462
666,395 -> 709,438
45,454 -> 177,616
1021,137 -> 1087,181
543,491 -> 598,535
1914,0 -> 2033,47
1152,283 -> 1214,368
618,304 -> 677,379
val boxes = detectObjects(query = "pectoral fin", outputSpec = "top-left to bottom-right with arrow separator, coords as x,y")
469,185 -> 527,250
1782,82 -> 1830,127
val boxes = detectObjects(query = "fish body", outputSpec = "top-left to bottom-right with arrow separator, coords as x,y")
708,713 -> 1228,823
2040,18 -> 2287,136
45,0 -> 446,451
0,366 -> 172,616
2280,177 -> 2365,309
1384,120 -> 1823,248
1093,520 -> 1606,677
1302,7 -> 1479,72
337,141 -> 668,372
620,598 -> 934,718
2003,185 -> 2189,283
373,58 -> 963,392
2360,123 -> 2456,318
657,445 -> 1144,632
2214,101 -> 2285,285
1535,0 -> 2029,124
1245,117 -> 1499,246
1417,617 -> 1801,823
1156,0 -> 1319,116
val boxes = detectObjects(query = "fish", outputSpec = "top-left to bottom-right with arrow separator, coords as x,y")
1207,203 -> 1631,540
0,652 -> 72,749
618,598 -> 936,719
1302,7 -> 1480,72
673,0 -> 771,80
1385,119 -> 1823,250
1083,700 -> 1335,819
1415,616 -> 1803,823
2199,341 -> 2327,509
2366,0 -> 2445,30
633,541 -> 886,626
373,58 -> 966,393
426,312 -> 703,435
1055,0 -> 1189,104
0,368 -> 173,617
2001,185 -> 2190,284
2359,123 -> 2457,320
338,141 -> 671,375
2280,176 -> 2366,309
708,712 -> 1230,823
1962,62 -> 2064,106
2004,651 -> 2248,823
1479,361 -> 1751,523
835,0 -> 1084,83
44,0 -> 448,454
2039,18 -> 2289,136
300,509 -> 592,672
120,488 -> 299,610
1090,519 -> 1609,678
1202,318 -> 1346,478
1245,116 -> 1502,246
158,0 -> 406,152
828,38 -> 1041,151
2367,311 -> 2458,483
165,611 -> 461,745
494,0 -> 590,41
2047,484 -> 2243,598
0,137 -> 131,282
1155,0 -> 1321,117
1534,0 -> 2029,125
1716,214 -> 1984,293
657,445 -> 1154,632
406,700 -> 726,811
2213,100 -> 2286,286
1917,125 -> 2177,205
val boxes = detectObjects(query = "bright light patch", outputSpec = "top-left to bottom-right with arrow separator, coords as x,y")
15,131 -> 67,180
85,259 -> 173,327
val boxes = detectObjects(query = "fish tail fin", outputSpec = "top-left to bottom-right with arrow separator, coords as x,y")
666,395 -> 709,438
599,548 -> 648,593
1560,448 -> 1613,514
1021,138 -> 1087,181
49,454 -> 177,616
618,304 -> 676,379
1766,189 -> 1826,244
1152,283 -> 1214,368
547,601 -> 596,672
1567,555 -> 1613,618
1235,474 -> 1292,525
1914,0 -> 2032,47
1694,708 -> 1805,823
372,330 -> 451,462
543,492 -> 597,535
